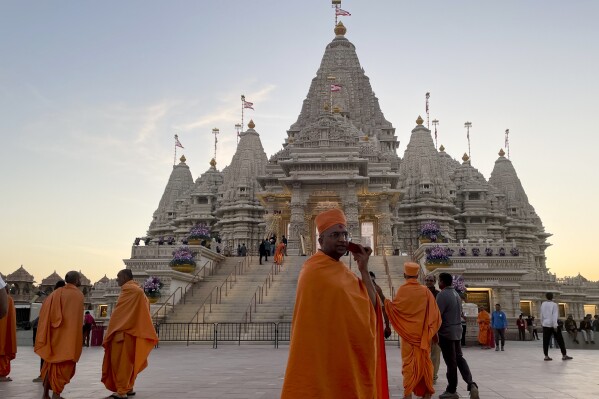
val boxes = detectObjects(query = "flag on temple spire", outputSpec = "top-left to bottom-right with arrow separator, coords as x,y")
330,84 -> 342,92
336,8 -> 351,16
243,100 -> 254,110
175,135 -> 184,148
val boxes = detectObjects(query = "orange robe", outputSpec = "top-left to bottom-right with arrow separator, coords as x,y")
385,279 -> 441,398
477,310 -> 494,347
281,251 -> 389,399
102,280 -> 159,396
274,242 -> 285,265
34,284 -> 84,394
0,296 -> 17,377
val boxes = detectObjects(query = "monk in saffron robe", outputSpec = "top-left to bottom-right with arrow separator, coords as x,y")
281,208 -> 389,399
385,263 -> 441,399
273,241 -> 286,265
477,307 -> 494,349
102,269 -> 159,399
35,271 -> 84,399
0,288 -> 16,382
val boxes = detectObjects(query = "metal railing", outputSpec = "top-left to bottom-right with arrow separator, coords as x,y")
155,321 -> 401,348
152,259 -> 214,322
243,263 -> 281,323
189,256 -> 253,323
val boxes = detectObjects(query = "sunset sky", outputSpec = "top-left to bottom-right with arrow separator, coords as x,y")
1,1 -> 598,283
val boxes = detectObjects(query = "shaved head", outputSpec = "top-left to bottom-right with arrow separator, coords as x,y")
117,269 -> 133,287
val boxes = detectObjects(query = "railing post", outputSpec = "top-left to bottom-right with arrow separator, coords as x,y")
214,323 -> 218,349
275,322 -> 279,349
186,323 -> 190,347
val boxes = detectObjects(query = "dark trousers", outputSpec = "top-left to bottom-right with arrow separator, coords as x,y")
494,328 -> 506,348
543,327 -> 566,357
438,336 -> 475,394
532,328 -> 539,340
259,252 -> 267,264
518,328 -> 526,341
461,324 -> 466,346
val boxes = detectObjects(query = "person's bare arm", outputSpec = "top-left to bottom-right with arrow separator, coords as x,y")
354,245 -> 377,308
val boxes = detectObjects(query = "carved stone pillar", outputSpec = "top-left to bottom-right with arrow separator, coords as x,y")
376,194 -> 393,255
288,184 -> 305,256
343,186 -> 360,244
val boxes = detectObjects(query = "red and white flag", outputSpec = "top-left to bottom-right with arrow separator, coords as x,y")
336,8 -> 351,16
243,100 -> 254,110
175,135 -> 184,149
330,84 -> 342,92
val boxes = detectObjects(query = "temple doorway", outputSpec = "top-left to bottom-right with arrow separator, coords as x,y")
361,222 -> 374,249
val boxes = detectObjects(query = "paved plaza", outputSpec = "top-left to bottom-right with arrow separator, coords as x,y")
0,341 -> 597,398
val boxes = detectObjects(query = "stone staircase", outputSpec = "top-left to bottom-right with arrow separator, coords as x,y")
162,254 -> 413,325
164,256 -> 253,323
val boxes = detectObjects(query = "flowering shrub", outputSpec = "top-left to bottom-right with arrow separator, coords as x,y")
471,247 -> 480,256
498,247 -> 506,256
458,247 -> 467,256
143,276 -> 163,298
169,246 -> 196,267
419,221 -> 441,242
510,247 -> 520,256
452,275 -> 467,295
485,247 -> 493,256
425,245 -> 452,265
167,236 -> 175,245
188,223 -> 211,240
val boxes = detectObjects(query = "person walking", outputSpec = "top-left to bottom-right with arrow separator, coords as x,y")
102,269 -> 159,399
436,272 -> 479,399
540,292 -> 572,361
258,240 -> 267,265
491,304 -> 508,351
516,314 -> 527,341
385,263 -> 441,399
0,286 -> 16,382
35,271 -> 84,399
424,274 -> 441,384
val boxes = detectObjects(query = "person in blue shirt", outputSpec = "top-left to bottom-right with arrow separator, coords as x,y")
491,303 -> 508,351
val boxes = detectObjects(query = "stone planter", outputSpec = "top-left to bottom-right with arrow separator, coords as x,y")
170,263 -> 196,273
147,295 -> 160,304
425,262 -> 450,272
188,239 -> 201,245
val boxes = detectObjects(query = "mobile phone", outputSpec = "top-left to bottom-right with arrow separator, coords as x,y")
347,242 -> 361,253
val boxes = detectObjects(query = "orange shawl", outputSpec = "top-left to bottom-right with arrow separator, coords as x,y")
34,284 -> 84,363
0,295 -> 17,376
384,279 -> 441,397
274,242 -> 285,265
281,251 -> 389,399
477,310 -> 492,346
102,280 -> 159,393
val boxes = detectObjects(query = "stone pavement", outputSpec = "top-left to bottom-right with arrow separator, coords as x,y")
1,341 -> 597,398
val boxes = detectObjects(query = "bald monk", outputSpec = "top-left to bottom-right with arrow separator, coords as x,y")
35,271 -> 84,399
477,307 -> 493,349
281,208 -> 389,399
102,269 -> 159,399
0,287 -> 16,382
384,263 -> 441,399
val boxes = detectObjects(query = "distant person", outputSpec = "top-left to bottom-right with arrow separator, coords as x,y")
82,311 -> 96,347
540,292 -> 572,361
564,315 -> 579,343
237,245 -> 242,257
516,314 -> 526,341
477,307 -> 493,349
281,208 -> 388,398
274,241 -> 286,266
436,272 -> 479,399
258,240 -> 267,265
579,315 -> 594,344
240,243 -> 247,257
33,280 -> 65,383
385,263 -> 441,399
35,271 -> 84,399
102,269 -> 159,399
0,276 -> 7,320
269,236 -> 276,256
491,304 -> 507,351
264,239 -> 271,260
531,316 -> 539,340
424,274 -> 441,383
0,286 -> 16,382
526,315 -> 534,340
593,315 -> 599,332
282,235 -> 288,255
